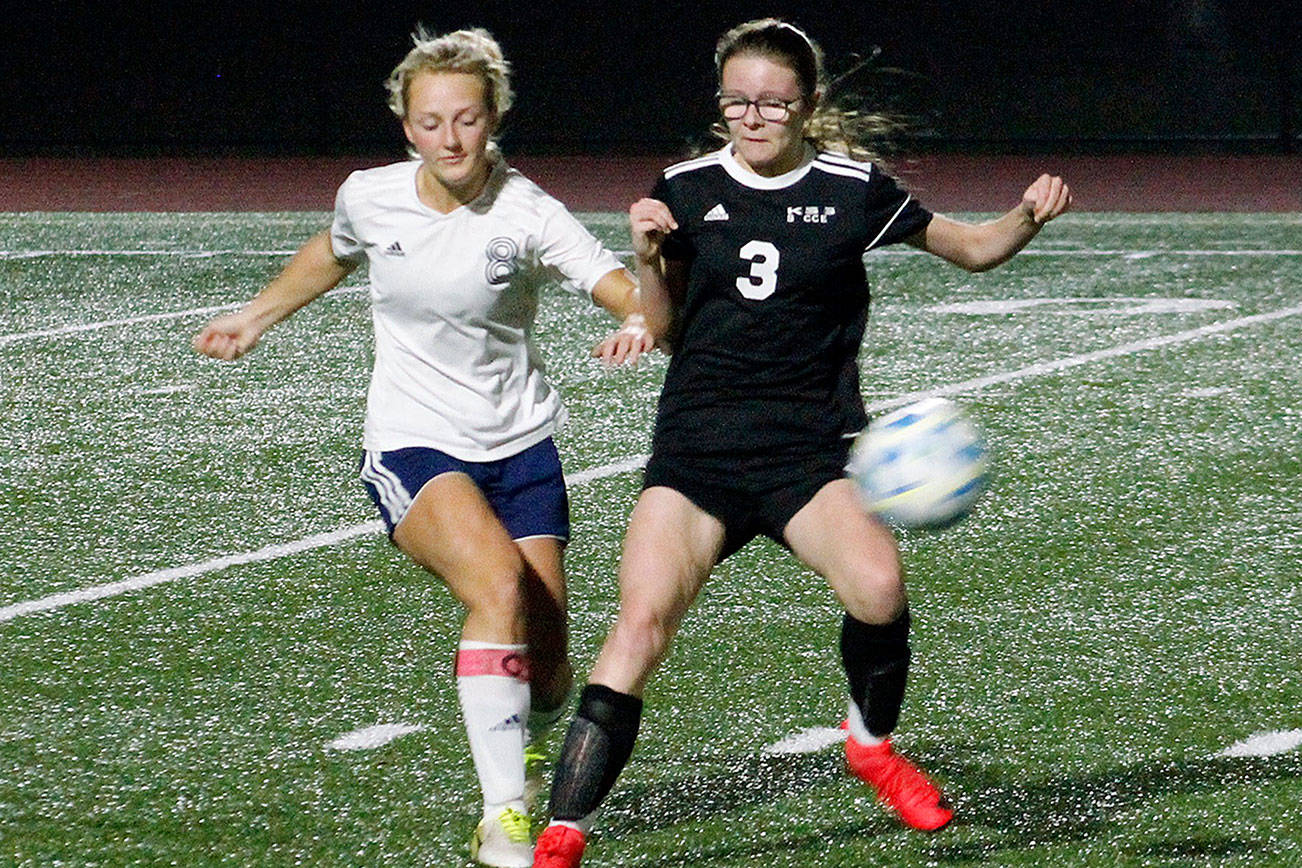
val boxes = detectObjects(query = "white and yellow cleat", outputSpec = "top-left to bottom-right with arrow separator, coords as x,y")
469,805 -> 533,868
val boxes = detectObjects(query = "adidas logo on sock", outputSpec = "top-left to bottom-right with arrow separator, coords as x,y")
703,203 -> 729,222
385,241 -> 405,256
490,713 -> 523,732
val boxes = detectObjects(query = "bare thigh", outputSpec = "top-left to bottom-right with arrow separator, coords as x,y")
589,486 -> 726,696
783,478 -> 907,624
392,471 -> 531,643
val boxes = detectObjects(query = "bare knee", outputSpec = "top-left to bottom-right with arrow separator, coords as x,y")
465,560 -> 529,623
602,607 -> 677,679
836,556 -> 908,624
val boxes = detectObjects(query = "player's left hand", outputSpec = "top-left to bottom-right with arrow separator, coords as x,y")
1021,174 -> 1072,225
592,313 -> 655,366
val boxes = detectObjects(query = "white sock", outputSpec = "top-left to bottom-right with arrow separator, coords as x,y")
846,699 -> 886,746
456,641 -> 531,812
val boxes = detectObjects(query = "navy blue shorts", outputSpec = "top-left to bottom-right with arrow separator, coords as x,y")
358,437 -> 570,542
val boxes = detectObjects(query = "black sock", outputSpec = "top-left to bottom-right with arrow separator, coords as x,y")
548,684 -> 643,822
840,608 -> 911,738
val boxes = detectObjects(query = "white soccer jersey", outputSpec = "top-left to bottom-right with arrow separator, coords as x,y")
331,158 -> 624,460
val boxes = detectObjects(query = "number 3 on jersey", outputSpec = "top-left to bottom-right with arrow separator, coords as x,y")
736,240 -> 780,300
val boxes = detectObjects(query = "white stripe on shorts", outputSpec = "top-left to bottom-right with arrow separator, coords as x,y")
360,450 -> 414,528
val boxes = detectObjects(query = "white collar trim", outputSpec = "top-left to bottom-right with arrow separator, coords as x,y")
719,142 -> 816,189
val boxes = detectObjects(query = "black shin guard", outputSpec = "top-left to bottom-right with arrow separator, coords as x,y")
840,609 -> 912,737
548,684 -> 643,822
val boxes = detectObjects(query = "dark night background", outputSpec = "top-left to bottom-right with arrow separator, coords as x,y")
2,1 -> 1297,159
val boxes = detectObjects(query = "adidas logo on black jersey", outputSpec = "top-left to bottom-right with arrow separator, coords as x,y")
384,241 -> 405,256
703,203 -> 730,222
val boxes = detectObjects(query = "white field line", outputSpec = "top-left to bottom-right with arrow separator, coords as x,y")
1,246 -> 1297,345
624,249 -> 1302,260
0,249 -> 300,259
766,726 -> 1302,759
0,303 -> 241,347
0,456 -> 646,624
989,249 -> 1302,257
864,303 -> 1302,413
326,723 -> 427,751
1217,729 -> 1302,758
629,248 -> 1300,259
3,301 -> 1302,624
0,522 -> 383,623
3,248 -> 1302,261
763,726 -> 848,755
0,286 -> 368,348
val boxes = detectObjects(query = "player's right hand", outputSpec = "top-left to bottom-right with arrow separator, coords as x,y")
192,311 -> 263,361
629,198 -> 678,264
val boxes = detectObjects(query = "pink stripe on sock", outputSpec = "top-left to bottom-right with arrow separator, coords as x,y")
455,648 -> 531,681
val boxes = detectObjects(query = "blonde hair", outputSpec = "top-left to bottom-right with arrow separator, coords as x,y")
385,26 -> 514,122
713,18 -> 899,165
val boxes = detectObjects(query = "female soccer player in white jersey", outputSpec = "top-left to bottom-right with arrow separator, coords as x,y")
532,18 -> 1071,866
192,27 -> 652,868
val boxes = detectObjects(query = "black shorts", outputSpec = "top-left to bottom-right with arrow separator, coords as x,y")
642,440 -> 853,561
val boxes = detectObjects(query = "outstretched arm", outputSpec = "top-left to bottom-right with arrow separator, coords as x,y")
192,230 -> 355,360
909,173 -> 1072,272
590,268 -> 658,366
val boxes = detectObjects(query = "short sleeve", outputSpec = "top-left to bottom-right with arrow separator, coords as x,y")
329,173 -> 368,265
536,202 -> 625,298
864,170 -> 932,251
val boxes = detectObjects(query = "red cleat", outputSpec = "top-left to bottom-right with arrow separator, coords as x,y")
532,824 -> 586,868
845,732 -> 953,831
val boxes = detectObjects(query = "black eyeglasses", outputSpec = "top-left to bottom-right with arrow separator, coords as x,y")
716,92 -> 804,122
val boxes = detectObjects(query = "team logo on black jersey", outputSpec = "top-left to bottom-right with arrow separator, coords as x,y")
787,205 -> 837,224
484,236 -> 520,285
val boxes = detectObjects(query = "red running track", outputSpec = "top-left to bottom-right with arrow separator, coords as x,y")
0,153 -> 1298,212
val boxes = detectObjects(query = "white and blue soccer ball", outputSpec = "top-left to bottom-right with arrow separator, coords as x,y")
848,397 -> 990,530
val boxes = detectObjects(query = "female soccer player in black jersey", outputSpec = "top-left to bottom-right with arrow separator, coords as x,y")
534,18 -> 1071,865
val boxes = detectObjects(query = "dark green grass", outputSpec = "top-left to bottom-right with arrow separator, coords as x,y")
1,212 -> 1300,866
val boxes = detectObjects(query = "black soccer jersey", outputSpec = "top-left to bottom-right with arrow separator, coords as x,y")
649,144 -> 932,483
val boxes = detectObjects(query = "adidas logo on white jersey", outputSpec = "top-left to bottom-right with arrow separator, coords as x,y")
703,203 -> 730,222
384,240 -> 405,256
